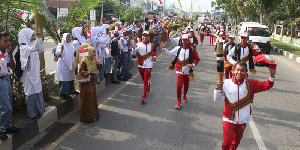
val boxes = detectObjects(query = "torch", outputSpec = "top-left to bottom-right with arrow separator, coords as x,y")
216,41 -> 224,92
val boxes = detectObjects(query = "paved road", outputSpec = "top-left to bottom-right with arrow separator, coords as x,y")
20,34 -> 300,150
43,39 -> 58,74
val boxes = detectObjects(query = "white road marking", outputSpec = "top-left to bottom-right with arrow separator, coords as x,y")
249,117 -> 267,150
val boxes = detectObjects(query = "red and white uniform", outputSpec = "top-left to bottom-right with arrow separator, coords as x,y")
162,45 -> 200,105
214,77 -> 275,150
132,41 -> 157,100
199,24 -> 206,44
210,26 -> 216,45
189,35 -> 198,47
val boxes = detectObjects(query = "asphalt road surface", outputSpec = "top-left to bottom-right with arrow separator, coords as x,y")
19,34 -> 300,150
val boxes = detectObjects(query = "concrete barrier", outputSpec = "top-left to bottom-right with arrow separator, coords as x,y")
0,135 -> 12,150
37,106 -> 58,132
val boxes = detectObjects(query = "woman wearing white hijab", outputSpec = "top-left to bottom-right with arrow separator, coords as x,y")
97,24 -> 111,82
55,33 -> 78,100
18,28 -> 45,119
72,27 -> 87,51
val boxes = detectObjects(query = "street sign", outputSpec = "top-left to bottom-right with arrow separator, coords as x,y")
57,8 -> 68,18
120,0 -> 130,6
90,9 -> 96,20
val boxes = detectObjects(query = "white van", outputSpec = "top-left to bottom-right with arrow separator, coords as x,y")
239,23 -> 271,54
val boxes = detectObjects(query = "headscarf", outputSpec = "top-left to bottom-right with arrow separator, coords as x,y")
18,28 -> 34,46
100,24 -> 110,35
91,27 -> 101,37
18,28 -> 35,70
61,33 -> 75,70
72,27 -> 87,44
73,43 -> 99,74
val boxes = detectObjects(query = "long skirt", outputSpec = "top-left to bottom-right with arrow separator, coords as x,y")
79,74 -> 99,122
26,91 -> 45,119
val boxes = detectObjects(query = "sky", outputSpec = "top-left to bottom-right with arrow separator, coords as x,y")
165,0 -> 214,12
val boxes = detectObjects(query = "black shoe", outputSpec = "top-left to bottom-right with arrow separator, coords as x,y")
60,95 -> 73,101
119,77 -> 128,81
0,132 -> 8,141
6,126 -> 21,134
112,81 -> 120,84
72,91 -> 80,95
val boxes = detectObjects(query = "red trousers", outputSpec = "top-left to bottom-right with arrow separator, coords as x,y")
224,66 -> 233,79
200,34 -> 205,44
222,121 -> 246,150
176,73 -> 189,102
138,68 -> 151,99
210,35 -> 214,45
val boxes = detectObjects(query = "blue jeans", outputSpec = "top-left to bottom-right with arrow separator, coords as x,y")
0,76 -> 12,132
126,49 -> 132,77
105,57 -> 111,75
120,52 -> 128,78
112,55 -> 120,81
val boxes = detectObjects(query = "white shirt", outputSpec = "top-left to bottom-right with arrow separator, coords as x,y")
20,38 -> 45,95
0,51 -> 12,77
121,36 -> 129,52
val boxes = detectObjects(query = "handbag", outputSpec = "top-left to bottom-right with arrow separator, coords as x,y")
76,73 -> 91,83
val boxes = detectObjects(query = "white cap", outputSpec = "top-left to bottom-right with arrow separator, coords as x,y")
181,34 -> 189,40
190,29 -> 194,32
142,31 -> 150,35
182,31 -> 187,34
241,32 -> 249,38
219,32 -> 224,35
229,34 -> 235,39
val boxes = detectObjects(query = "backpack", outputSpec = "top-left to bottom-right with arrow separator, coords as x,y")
14,47 -> 23,78
111,39 -> 119,56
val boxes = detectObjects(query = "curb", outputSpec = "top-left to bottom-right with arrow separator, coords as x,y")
0,41 -> 171,150
271,45 -> 300,63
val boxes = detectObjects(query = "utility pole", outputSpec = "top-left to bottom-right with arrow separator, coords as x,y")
163,0 -> 166,17
101,0 -> 104,24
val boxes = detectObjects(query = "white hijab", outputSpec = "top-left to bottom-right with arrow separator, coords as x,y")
91,27 -> 101,37
61,33 -> 75,70
18,28 -> 34,46
18,28 -> 35,70
72,27 -> 86,44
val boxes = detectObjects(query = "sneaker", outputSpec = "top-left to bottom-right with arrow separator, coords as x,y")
175,102 -> 181,109
0,132 -> 8,141
112,81 -> 120,84
6,126 -> 21,134
183,96 -> 188,103
141,96 -> 146,104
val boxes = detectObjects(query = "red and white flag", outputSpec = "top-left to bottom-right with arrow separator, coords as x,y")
79,48 -> 89,56
159,0 -> 162,4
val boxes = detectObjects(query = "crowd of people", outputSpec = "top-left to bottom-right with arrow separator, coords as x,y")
0,17 -> 277,150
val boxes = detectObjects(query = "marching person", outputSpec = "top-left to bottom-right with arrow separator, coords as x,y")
132,31 -> 157,103
223,34 -> 236,79
214,61 -> 276,150
55,33 -> 78,100
210,23 -> 216,45
160,34 -> 200,109
198,22 -> 206,45
188,29 -> 198,48
0,32 -> 20,141
227,32 -> 257,75
19,28 -> 45,119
